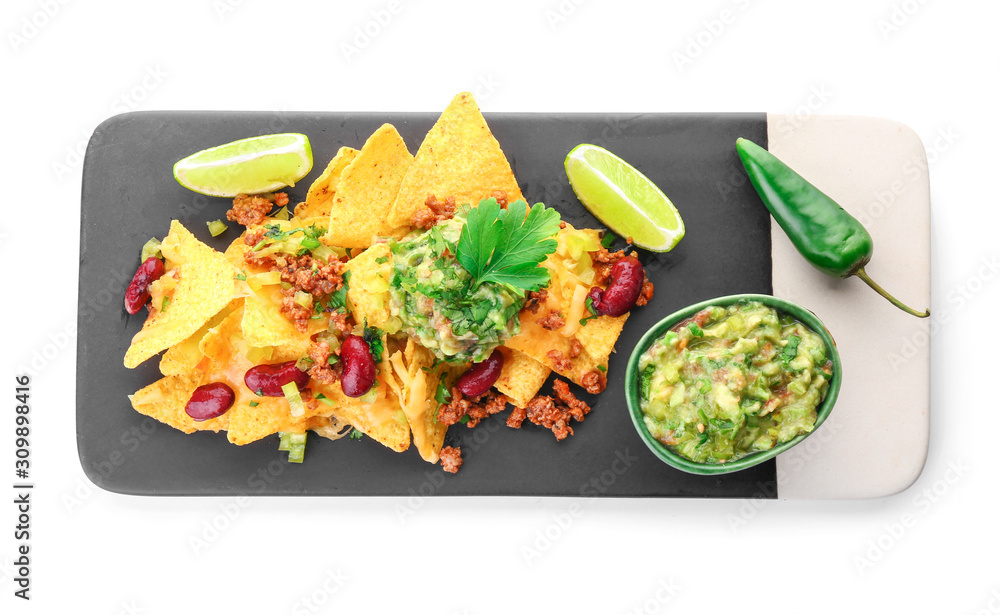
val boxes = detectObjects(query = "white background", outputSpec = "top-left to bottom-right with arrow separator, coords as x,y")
2,0 -> 995,613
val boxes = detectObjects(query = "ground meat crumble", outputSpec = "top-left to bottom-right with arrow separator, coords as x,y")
536,311 -> 566,331
439,446 -> 463,474
306,340 -> 343,385
227,192 -> 289,227
589,247 -> 629,287
522,289 -> 548,314
512,379 -> 593,441
437,389 -> 509,428
546,349 -> 572,372
241,231 -> 346,332
411,194 -> 457,229
580,369 -> 607,394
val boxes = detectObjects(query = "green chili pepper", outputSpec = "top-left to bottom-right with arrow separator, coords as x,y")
735,138 -> 929,318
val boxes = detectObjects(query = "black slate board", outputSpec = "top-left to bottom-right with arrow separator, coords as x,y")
77,111 -> 773,497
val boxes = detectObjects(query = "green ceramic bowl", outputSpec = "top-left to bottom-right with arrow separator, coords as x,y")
624,294 -> 842,475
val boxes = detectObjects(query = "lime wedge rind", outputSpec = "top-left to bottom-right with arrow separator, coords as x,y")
564,144 -> 684,252
172,133 -> 313,198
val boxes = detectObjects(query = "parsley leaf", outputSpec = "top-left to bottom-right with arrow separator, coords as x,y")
456,198 -> 561,292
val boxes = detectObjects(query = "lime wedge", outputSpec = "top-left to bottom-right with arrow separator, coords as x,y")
173,133 -> 313,197
565,144 -> 684,252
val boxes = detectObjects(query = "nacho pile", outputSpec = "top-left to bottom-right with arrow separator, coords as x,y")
124,92 -> 644,469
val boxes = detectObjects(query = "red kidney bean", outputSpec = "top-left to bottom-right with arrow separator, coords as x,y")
124,256 -> 165,315
340,335 -> 376,398
244,361 -> 310,397
185,382 -> 235,421
588,256 -> 645,317
455,349 -> 504,398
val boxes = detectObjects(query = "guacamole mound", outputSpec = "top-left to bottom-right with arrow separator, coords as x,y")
638,300 -> 833,464
388,212 -> 522,363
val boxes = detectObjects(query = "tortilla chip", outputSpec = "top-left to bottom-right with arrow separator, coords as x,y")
343,242 -> 392,330
325,124 -> 413,249
311,378 -> 410,453
159,299 -> 242,376
388,91 -> 524,230
385,338 -> 448,463
130,373 -> 231,434
241,285 -> 320,354
494,347 -> 551,409
504,315 -> 612,387
226,397 -> 323,446
297,146 -> 359,220
124,220 -> 238,368
574,314 -> 628,361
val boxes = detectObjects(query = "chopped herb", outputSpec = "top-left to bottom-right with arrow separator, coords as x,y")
601,231 -> 617,249
375,256 -> 389,264
780,335 -> 801,365
326,270 -> 351,314
161,296 -> 170,313
640,364 -> 655,399
363,324 -> 385,364
455,198 -> 561,292
327,354 -> 340,366
249,400 -> 259,407
435,381 -> 452,405
235,270 -> 247,281
350,429 -> 364,440
314,393 -> 335,406
580,296 -> 600,327
597,365 -> 607,373
698,378 -> 712,394
254,388 -> 264,397
459,415 -> 470,424
707,358 -> 727,370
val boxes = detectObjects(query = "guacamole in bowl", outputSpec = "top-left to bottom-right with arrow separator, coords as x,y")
624,294 -> 842,475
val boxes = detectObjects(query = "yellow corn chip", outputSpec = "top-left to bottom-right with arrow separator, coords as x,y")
325,124 -> 413,249
297,146 -> 359,220
159,299 -> 242,376
343,242 -> 392,331
494,347 -> 551,409
505,317 -> 611,387
133,305 -> 328,445
388,91 -> 524,230
574,314 -> 628,361
227,397 -> 323,446
125,220 -> 238,368
241,285 -> 321,354
130,373 -> 231,433
311,378 -> 410,453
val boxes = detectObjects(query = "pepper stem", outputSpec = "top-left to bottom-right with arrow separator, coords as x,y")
853,267 -> 930,318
